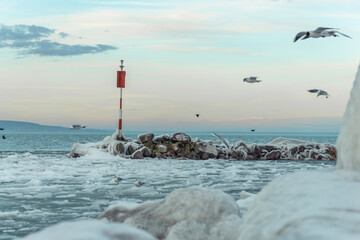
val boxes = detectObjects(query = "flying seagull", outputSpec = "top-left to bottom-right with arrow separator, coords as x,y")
0,128 -> 4,130
2,135 -> 6,139
211,132 -> 230,149
196,114 -> 200,118
308,89 -> 330,98
243,76 -> 261,83
294,27 -> 351,42
134,179 -> 145,187
70,124 -> 86,130
251,129 -> 256,132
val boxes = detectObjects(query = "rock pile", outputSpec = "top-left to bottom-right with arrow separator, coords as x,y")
70,131 -> 336,161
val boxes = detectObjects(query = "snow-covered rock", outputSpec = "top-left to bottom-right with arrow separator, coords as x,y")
70,133 -> 336,161
337,64 -> 360,171
69,142 -> 105,158
138,133 -> 154,143
99,187 -> 242,240
20,220 -> 158,240
197,142 -> 218,159
170,133 -> 191,143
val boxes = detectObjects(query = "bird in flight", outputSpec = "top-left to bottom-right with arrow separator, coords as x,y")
196,114 -> 200,118
70,124 -> 86,130
294,27 -> 351,42
243,76 -> 262,83
308,89 -> 330,98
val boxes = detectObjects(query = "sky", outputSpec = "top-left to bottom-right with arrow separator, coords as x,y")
0,0 -> 359,132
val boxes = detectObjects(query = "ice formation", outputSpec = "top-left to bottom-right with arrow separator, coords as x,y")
70,132 -> 336,161
99,187 -> 242,240
20,220 -> 157,240
337,64 -> 360,171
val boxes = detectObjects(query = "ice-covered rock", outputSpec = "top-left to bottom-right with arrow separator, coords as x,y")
138,133 -> 154,143
20,220 -> 158,240
237,170 -> 360,240
155,144 -> 168,153
265,150 -> 281,160
131,149 -> 144,159
197,142 -> 218,159
153,134 -> 170,143
337,64 -> 360,171
69,142 -> 105,158
124,142 -> 141,155
99,187 -> 242,240
70,132 -> 336,161
170,133 -> 191,143
108,141 -> 125,155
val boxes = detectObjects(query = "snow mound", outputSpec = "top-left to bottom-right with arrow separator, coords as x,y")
20,220 -> 157,240
99,187 -> 242,240
237,169 -> 360,240
337,64 -> 360,171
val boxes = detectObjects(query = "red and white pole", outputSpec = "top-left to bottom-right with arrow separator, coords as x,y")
117,60 -> 126,140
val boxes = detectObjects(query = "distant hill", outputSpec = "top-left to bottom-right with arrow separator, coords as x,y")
0,120 -> 109,133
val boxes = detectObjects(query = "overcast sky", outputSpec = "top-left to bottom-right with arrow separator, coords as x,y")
0,0 -> 359,132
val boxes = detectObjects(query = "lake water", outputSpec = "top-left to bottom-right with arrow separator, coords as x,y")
0,131 -> 337,239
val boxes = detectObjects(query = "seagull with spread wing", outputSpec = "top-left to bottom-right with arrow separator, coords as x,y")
294,27 -> 351,42
308,89 -> 330,98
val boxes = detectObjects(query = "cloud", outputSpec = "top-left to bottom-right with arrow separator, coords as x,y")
0,24 -> 117,56
22,41 -> 116,56
58,32 -> 70,38
0,24 -> 54,41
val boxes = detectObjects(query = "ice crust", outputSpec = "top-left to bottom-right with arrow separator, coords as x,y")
99,187 -> 242,240
20,220 -> 157,240
237,169 -> 360,240
337,64 -> 360,171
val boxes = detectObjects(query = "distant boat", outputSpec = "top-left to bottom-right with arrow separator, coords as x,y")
70,125 -> 86,130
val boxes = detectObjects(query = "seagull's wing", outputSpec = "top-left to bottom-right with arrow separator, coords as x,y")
211,132 -> 230,149
314,27 -> 337,33
250,76 -> 257,80
308,89 -> 319,93
334,31 -> 352,39
294,32 -> 307,42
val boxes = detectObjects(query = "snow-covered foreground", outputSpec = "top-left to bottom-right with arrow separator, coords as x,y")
0,151 -> 332,240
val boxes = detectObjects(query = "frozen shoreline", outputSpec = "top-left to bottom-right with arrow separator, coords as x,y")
70,131 -> 337,161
